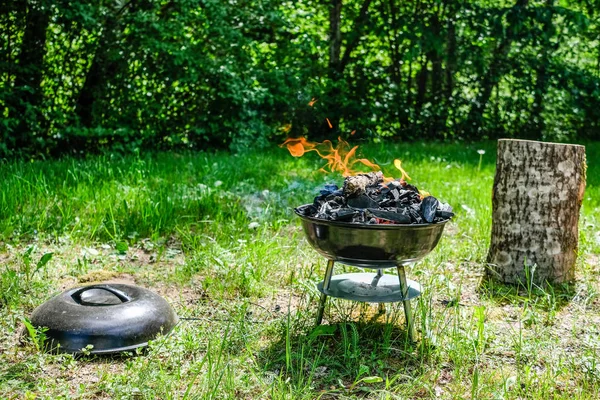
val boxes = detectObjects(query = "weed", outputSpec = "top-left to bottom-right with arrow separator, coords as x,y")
21,246 -> 53,282
21,318 -> 48,352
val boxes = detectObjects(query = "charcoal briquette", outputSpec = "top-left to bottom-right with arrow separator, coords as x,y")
366,208 -> 412,224
331,209 -> 357,221
347,194 -> 379,209
420,196 -> 439,223
435,210 -> 454,219
301,174 -> 452,225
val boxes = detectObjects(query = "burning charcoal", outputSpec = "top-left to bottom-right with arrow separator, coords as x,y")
366,184 -> 382,194
347,194 -> 379,209
352,210 -> 368,223
366,209 -> 412,224
301,174 -> 453,225
343,172 -> 383,197
313,195 -> 326,207
296,204 -> 316,216
436,210 -> 454,219
318,202 -> 334,216
407,206 -> 423,224
404,183 -> 420,193
379,198 -> 392,206
386,180 -> 402,189
438,202 -> 453,213
331,209 -> 358,221
332,196 -> 345,205
398,189 -> 418,201
420,196 -> 439,223
323,195 -> 343,208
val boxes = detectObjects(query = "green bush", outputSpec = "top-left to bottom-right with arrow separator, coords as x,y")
1,0 -> 599,159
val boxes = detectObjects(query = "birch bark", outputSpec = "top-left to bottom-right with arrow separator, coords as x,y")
486,139 -> 586,284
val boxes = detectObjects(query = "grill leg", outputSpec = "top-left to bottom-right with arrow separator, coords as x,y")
396,264 -> 415,342
316,259 -> 335,325
374,269 -> 386,315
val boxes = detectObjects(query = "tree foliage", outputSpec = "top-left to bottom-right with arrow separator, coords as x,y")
1,0 -> 599,157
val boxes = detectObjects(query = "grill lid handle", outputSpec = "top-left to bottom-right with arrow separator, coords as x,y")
71,285 -> 131,306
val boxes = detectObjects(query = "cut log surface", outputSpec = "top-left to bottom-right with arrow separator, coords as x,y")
486,139 -> 586,284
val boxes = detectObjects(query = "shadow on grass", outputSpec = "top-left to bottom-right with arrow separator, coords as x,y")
255,304 -> 433,397
477,273 -> 577,314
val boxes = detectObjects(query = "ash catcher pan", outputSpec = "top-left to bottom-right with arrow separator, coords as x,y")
29,284 -> 178,354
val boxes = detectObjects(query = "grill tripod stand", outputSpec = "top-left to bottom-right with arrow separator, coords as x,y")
315,259 -> 422,342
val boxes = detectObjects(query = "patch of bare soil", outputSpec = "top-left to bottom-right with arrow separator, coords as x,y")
0,248 -> 16,265
102,274 -> 136,285
78,269 -> 122,283
150,281 -> 307,328
260,288 -> 306,316
37,356 -> 127,399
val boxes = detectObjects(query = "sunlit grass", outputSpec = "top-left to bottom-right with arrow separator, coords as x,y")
0,141 -> 598,399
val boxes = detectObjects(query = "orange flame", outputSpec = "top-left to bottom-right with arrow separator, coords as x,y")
393,159 -> 411,181
281,136 -> 412,181
281,136 -> 386,177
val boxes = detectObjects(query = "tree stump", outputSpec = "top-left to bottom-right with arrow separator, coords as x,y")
486,139 -> 586,285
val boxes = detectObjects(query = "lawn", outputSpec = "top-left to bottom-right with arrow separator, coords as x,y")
1,141 -> 599,399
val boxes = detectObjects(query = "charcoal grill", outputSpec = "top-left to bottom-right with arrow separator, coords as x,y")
296,205 -> 448,341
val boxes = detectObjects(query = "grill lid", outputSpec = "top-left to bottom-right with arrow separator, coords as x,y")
29,284 -> 178,354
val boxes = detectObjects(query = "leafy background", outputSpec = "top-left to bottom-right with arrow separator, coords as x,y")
1,0 -> 600,158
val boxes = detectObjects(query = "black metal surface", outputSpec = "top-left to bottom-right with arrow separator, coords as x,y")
295,204 -> 448,268
30,284 -> 178,354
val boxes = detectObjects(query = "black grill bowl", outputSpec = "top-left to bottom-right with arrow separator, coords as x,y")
295,205 -> 448,268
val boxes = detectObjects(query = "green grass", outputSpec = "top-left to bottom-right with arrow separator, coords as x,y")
1,141 -> 599,399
